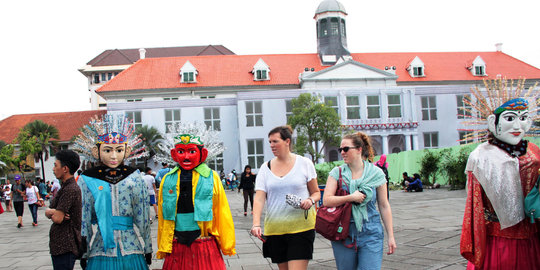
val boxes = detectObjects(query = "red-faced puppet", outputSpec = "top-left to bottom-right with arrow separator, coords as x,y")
170,134 -> 208,170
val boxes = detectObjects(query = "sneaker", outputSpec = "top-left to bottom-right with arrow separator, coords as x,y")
17,223 -> 21,228
32,222 -> 37,226
244,212 -> 247,216
155,215 -> 158,219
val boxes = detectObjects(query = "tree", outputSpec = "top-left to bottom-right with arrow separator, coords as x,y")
439,146 -> 472,190
418,149 -> 441,186
0,130 -> 40,180
23,120 -> 59,181
288,93 -> 342,164
135,125 -> 164,167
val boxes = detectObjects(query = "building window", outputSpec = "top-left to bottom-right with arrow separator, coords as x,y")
324,96 -> 339,116
49,144 -> 68,157
204,108 -> 221,131
459,131 -> 474,145
457,95 -> 472,119
98,103 -> 107,107
247,139 -> 264,169
285,100 -> 293,121
101,73 -> 107,82
319,19 -> 328,37
127,99 -> 142,102
165,109 -> 181,133
475,66 -> 485,76
421,96 -> 437,120
200,96 -> 216,99
387,95 -> 402,118
125,111 -> 142,129
183,72 -> 194,82
330,18 -> 339,36
93,74 -> 100,84
256,70 -> 267,80
163,97 -> 178,100
340,19 -> 346,37
413,67 -> 424,77
107,73 -> 113,80
346,96 -> 360,119
367,96 -> 380,119
246,101 -> 263,127
424,132 -> 439,149
207,153 -> 223,172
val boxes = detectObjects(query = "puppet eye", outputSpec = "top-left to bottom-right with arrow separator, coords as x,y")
190,150 -> 197,154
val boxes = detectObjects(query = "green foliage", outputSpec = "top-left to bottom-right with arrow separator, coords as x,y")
23,120 -> 60,181
288,93 -> 342,164
439,146 -> 472,190
135,125 -> 164,167
0,130 -> 40,178
418,150 -> 441,186
315,161 -> 343,185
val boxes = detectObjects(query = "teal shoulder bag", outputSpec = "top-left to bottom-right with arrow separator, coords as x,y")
524,175 -> 540,223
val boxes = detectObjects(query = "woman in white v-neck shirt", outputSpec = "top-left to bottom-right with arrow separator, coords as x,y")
251,125 -> 320,270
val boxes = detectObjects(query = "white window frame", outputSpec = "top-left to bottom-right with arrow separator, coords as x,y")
207,153 -> 224,172
180,60 -> 198,83
470,56 -> 487,76
408,56 -> 425,78
285,100 -> 293,121
204,107 -> 221,131
366,95 -> 381,119
246,101 -> 263,127
457,94 -> 472,119
252,58 -> 270,81
247,139 -> 264,169
324,96 -> 339,116
163,97 -> 178,101
459,130 -> 474,145
421,96 -> 437,121
423,132 -> 439,149
346,96 -> 360,119
165,109 -> 181,133
387,94 -> 402,118
125,111 -> 142,129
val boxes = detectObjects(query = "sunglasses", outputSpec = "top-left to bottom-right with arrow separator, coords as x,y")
338,146 -> 358,153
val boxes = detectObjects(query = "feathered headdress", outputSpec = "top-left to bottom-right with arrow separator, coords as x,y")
153,121 -> 225,165
459,78 -> 540,143
72,114 -> 148,162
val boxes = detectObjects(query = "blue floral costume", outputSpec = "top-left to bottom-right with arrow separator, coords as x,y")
79,166 -> 152,270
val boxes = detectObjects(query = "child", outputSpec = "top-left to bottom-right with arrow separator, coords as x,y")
4,186 -> 12,212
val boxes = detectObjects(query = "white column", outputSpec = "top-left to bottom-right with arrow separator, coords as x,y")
412,134 -> 419,150
405,134 -> 412,151
382,134 -> 389,155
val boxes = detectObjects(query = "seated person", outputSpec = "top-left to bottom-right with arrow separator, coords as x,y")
406,173 -> 423,192
401,172 -> 412,189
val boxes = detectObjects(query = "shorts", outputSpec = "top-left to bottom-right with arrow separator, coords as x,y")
14,201 -> 24,216
149,195 -> 156,205
262,229 -> 315,264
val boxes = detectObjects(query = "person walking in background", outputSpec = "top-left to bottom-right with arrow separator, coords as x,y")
323,132 -> 396,270
238,165 -> 256,216
154,163 -> 170,189
38,178 -> 48,205
11,175 -> 25,228
143,167 -> 158,223
251,126 -> 320,270
24,179 -> 41,226
3,184 -> 13,212
375,154 -> 390,199
45,150 -> 82,270
406,173 -> 423,192
227,170 -> 237,191
50,179 -> 61,201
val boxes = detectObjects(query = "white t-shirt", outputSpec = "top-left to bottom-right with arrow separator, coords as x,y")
144,174 -> 156,196
25,186 -> 39,204
4,190 -> 11,200
255,155 -> 317,235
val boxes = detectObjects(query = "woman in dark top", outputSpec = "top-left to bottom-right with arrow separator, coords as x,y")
238,165 -> 256,216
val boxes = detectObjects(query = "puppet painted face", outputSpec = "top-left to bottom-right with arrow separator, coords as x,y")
171,143 -> 208,170
488,110 -> 532,145
92,143 -> 130,169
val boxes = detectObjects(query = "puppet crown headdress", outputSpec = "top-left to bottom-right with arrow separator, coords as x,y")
154,121 -> 224,165
73,114 -> 148,162
459,78 -> 540,143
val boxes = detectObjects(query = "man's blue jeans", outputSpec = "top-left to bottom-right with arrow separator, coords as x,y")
51,252 -> 76,270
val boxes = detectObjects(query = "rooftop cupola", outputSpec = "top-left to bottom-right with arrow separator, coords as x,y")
314,0 -> 350,66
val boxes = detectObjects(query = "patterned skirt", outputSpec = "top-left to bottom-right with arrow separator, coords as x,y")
163,237 -> 225,270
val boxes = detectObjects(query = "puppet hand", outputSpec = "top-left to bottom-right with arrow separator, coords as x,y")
145,253 -> 152,265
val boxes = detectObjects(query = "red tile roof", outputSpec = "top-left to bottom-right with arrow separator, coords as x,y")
0,110 -> 106,143
96,51 -> 540,93
87,45 -> 235,66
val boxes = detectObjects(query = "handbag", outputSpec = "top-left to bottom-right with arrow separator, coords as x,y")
524,175 -> 540,223
33,187 -> 44,207
315,167 -> 352,242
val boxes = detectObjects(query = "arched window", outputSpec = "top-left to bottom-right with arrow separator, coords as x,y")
330,18 -> 339,36
319,19 -> 327,37
392,147 -> 401,154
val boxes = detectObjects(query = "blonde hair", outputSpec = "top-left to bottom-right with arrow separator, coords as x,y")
343,132 -> 375,162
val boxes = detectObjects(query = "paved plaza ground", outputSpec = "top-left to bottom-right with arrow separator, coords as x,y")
0,188 -> 468,270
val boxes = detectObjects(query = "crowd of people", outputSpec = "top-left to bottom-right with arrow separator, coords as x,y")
1,87 -> 539,270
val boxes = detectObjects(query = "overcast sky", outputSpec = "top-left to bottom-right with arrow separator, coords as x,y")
1,0 -> 539,121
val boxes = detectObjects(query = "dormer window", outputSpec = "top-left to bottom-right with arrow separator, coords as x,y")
180,60 -> 198,83
252,58 -> 270,81
469,56 -> 487,76
407,56 -> 425,78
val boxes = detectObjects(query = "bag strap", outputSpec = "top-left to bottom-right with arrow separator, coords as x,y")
338,167 -> 350,194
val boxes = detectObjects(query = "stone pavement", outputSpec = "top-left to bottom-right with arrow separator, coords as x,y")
0,188 -> 468,270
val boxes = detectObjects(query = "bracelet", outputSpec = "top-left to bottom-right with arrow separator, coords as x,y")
251,225 -> 261,229
308,197 -> 316,205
